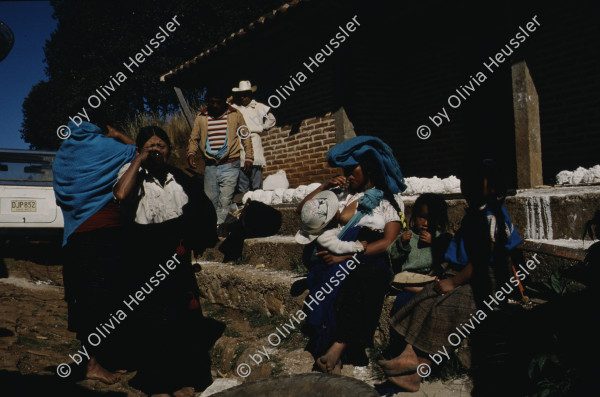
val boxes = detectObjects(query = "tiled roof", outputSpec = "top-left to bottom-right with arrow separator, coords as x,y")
159,0 -> 307,82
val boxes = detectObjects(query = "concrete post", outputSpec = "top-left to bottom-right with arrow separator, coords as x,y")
512,61 -> 543,189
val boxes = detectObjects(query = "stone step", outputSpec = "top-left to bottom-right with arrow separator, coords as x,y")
197,235 -> 305,272
242,236 -> 304,271
194,260 -> 394,345
275,186 -> 600,240
195,261 -> 308,317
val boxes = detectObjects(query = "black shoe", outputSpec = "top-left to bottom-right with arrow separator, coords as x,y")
291,278 -> 309,297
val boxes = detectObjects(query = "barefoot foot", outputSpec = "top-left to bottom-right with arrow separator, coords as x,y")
377,344 -> 419,376
316,342 -> 346,374
86,357 -> 120,385
389,372 -> 421,392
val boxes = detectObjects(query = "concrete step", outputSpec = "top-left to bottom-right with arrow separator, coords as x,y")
519,238 -> 593,283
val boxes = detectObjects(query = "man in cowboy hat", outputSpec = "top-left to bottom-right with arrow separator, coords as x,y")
229,80 -> 276,193
187,86 -> 253,224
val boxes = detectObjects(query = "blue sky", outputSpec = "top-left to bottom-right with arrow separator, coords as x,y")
0,1 -> 56,149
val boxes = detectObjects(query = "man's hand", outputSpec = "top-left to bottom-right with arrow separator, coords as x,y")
433,277 -> 455,294
360,241 -> 368,251
243,160 -> 253,173
187,153 -> 196,168
419,230 -> 432,245
316,251 -> 352,265
401,231 -> 412,244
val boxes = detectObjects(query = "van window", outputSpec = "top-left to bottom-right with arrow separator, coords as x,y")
0,151 -> 55,186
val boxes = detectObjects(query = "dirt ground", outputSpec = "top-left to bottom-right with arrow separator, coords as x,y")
0,243 -> 471,397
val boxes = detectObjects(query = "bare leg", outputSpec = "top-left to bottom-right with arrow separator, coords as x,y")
377,344 -> 419,376
316,341 -> 346,374
85,356 -> 120,384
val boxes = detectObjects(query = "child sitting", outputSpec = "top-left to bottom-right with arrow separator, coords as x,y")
377,160 -> 522,393
387,193 -> 452,313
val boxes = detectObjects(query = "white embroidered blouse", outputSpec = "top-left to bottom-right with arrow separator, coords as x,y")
114,162 -> 189,225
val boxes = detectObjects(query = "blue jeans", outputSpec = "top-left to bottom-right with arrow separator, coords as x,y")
237,166 -> 263,193
204,160 -> 240,223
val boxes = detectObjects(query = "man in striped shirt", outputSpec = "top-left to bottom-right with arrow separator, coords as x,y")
188,88 -> 253,224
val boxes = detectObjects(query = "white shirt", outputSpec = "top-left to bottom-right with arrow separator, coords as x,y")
115,163 -> 189,225
339,192 -> 403,232
232,100 -> 276,132
232,100 -> 276,167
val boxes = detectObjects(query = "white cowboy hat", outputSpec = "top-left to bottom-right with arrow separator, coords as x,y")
232,80 -> 257,93
294,191 -> 339,245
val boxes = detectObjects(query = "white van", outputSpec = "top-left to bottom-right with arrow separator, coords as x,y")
0,149 -> 64,238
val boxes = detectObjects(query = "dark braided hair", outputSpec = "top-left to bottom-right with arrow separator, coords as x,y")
358,151 -> 402,215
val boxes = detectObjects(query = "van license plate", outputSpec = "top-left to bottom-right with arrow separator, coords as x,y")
11,200 -> 37,212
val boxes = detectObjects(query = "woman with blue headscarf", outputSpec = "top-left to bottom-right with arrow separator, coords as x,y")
296,136 -> 407,374
53,109 -> 136,384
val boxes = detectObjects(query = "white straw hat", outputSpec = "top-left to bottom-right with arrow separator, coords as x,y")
232,80 -> 257,92
294,191 -> 339,245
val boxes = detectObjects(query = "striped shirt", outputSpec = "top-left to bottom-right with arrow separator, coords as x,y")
207,113 -> 228,152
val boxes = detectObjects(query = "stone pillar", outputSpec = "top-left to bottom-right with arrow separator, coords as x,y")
512,61 -> 543,189
334,106 -> 356,143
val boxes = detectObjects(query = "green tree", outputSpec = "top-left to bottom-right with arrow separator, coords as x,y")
21,0 -> 285,149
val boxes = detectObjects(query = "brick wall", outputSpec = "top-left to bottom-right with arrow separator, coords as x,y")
261,114 -> 339,188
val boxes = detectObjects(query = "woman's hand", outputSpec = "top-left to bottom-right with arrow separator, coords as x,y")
105,124 -> 135,145
324,175 -> 347,189
433,277 -> 455,294
401,231 -> 412,244
316,251 -> 352,265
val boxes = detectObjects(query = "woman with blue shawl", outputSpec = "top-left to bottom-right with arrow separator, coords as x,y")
297,136 -> 406,374
53,110 -> 136,384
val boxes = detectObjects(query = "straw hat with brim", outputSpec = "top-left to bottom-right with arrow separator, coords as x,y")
232,80 -> 257,93
294,191 -> 339,245
391,271 -> 436,287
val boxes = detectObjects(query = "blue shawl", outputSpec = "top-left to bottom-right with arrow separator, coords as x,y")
53,121 -> 136,246
326,136 -> 407,193
337,188 -> 383,239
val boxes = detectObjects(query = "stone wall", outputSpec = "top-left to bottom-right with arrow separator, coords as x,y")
261,113 -> 340,188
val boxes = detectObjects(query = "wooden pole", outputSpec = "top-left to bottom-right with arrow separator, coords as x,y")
173,86 -> 195,130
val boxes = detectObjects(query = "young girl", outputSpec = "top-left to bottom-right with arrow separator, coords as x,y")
387,193 -> 452,313
378,159 -> 522,392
